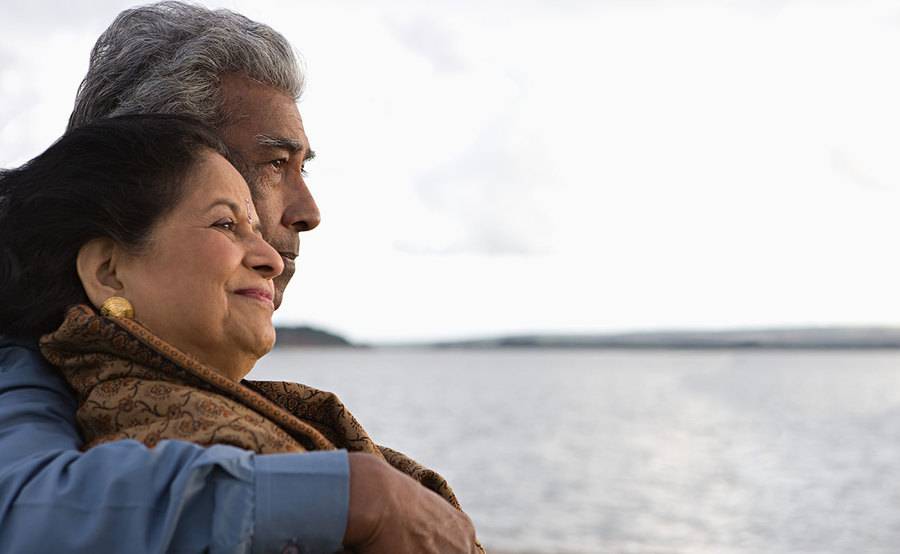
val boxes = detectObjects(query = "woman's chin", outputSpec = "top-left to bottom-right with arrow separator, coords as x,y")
254,330 -> 277,357
244,323 -> 277,358
222,305 -> 275,353
137,314 -> 275,380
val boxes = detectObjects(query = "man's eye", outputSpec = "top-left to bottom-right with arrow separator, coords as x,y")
270,159 -> 287,170
214,219 -> 236,231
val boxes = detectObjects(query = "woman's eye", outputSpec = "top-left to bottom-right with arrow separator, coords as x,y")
214,219 -> 236,231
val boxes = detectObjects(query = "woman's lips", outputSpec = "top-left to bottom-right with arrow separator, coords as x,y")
234,288 -> 274,306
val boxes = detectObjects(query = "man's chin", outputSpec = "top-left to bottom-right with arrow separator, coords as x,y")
273,271 -> 293,310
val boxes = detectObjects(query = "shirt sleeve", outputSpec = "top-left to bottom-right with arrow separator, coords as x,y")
0,340 -> 350,554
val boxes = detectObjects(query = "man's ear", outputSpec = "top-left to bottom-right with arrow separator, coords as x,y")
76,237 -> 126,309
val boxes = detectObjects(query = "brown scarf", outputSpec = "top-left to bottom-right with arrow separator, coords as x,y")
40,304 -> 472,525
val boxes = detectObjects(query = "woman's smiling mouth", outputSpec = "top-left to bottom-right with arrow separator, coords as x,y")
234,288 -> 274,306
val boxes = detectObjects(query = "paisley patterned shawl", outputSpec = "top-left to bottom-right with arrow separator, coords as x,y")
39,304 -> 464,512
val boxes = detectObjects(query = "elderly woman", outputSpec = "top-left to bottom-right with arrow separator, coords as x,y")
0,114 -> 481,552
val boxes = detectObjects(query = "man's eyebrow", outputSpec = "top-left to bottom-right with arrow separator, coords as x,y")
255,134 -> 316,162
256,134 -> 301,151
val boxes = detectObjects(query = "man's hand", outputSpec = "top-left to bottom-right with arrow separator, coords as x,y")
343,452 -> 479,553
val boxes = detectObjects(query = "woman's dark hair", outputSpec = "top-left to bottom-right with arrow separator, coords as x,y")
0,114 -> 230,339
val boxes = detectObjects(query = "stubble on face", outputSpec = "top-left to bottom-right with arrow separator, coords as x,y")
216,73 -> 319,308
231,160 -> 299,308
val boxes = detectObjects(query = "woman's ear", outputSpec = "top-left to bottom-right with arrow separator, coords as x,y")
76,238 -> 125,309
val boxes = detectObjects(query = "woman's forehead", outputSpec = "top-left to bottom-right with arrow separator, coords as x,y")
185,151 -> 254,210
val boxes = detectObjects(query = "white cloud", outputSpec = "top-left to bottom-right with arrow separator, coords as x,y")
385,13 -> 468,73
8,1 -> 900,340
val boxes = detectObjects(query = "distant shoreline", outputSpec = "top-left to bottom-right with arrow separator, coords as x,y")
275,326 -> 900,350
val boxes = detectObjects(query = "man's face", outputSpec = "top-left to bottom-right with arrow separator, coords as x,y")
218,74 -> 320,309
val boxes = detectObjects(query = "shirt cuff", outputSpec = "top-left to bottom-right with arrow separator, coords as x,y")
252,449 -> 349,554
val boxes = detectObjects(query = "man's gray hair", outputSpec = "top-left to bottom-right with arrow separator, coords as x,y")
67,1 -> 303,131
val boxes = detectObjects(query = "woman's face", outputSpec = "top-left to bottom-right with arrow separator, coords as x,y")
117,150 -> 284,380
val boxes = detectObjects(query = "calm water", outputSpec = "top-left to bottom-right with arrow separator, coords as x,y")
248,348 -> 900,554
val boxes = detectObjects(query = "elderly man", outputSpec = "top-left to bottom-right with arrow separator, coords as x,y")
0,3 -> 477,553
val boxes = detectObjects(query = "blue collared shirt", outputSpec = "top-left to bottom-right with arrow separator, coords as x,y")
0,337 -> 349,553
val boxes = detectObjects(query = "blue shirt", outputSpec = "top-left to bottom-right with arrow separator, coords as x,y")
0,337 -> 349,553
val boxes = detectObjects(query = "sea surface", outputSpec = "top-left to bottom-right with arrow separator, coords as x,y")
248,348 -> 900,554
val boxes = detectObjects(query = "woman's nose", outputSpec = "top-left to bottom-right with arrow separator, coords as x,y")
246,235 -> 284,279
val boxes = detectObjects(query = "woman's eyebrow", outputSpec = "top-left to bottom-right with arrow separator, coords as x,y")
206,198 -> 241,214
204,199 -> 262,232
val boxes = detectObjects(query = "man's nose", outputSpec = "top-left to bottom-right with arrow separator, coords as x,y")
283,174 -> 321,232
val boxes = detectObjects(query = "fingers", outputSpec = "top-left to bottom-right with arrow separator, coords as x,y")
345,453 -> 479,554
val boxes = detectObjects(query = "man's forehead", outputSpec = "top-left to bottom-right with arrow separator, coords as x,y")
219,75 -> 307,141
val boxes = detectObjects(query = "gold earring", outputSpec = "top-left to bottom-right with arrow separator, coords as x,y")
100,296 -> 134,319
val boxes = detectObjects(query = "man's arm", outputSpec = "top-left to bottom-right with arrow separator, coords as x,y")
0,340 -> 348,553
343,453 -> 479,554
0,339 -> 478,553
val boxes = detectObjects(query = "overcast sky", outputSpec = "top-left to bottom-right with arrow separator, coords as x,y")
4,1 -> 900,342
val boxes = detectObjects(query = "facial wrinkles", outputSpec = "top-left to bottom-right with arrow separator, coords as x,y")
120,152 -> 277,379
250,170 -> 296,247
217,76 -> 314,308
238,165 -> 294,308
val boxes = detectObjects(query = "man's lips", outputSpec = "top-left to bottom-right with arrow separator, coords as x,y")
278,250 -> 298,262
234,288 -> 274,306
